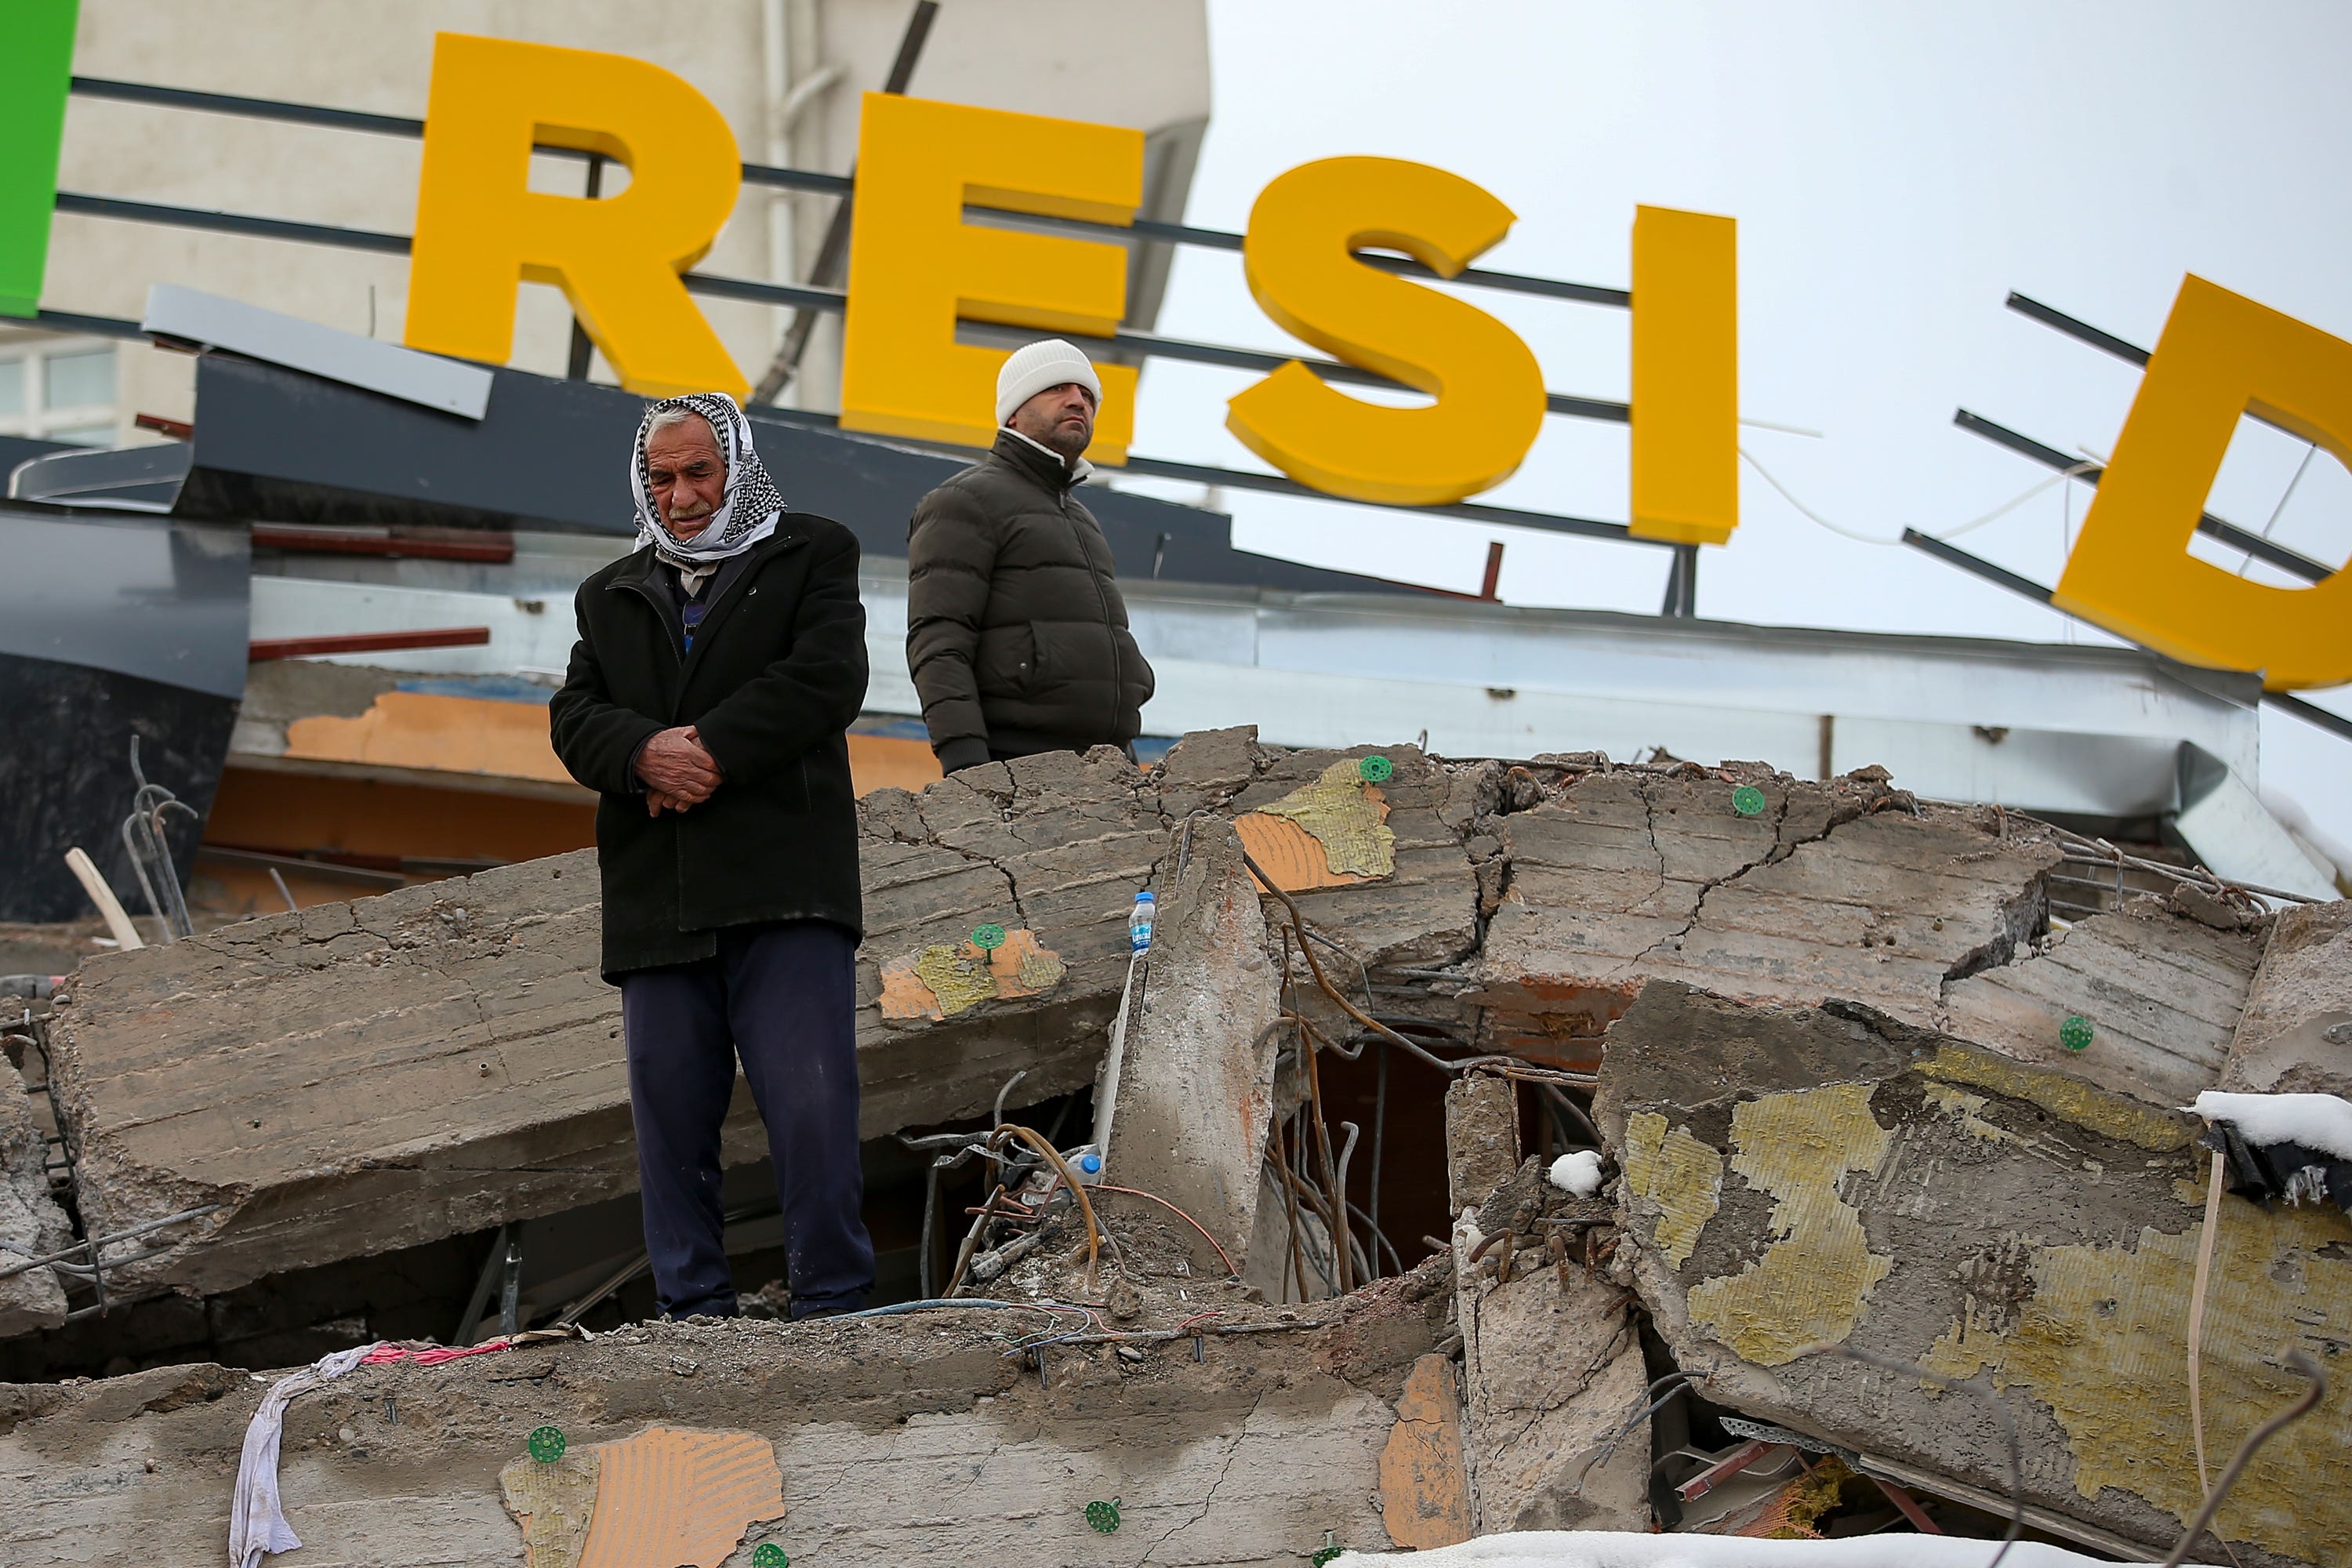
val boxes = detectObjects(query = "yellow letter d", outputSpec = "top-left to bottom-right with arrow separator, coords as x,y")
2055,276 -> 2352,690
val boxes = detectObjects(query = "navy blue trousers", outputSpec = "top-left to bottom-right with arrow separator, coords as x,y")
619,920 -> 874,1319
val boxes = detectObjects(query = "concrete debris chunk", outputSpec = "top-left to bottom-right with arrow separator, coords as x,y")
1097,816 -> 1283,1270
2221,898 -> 2352,1098
1938,896 -> 2268,1108
1445,1076 -> 1521,1217
0,1276 -> 1443,1567
20,730 -> 2321,1352
1595,981 -> 2351,1568
0,1057 -> 71,1334
1454,1159 -> 1649,1534
1468,767 -> 2061,1057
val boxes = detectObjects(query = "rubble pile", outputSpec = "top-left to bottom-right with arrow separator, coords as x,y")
2,729 -> 2344,1566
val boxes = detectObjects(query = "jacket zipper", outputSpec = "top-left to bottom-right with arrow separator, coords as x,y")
1059,488 -> 1123,731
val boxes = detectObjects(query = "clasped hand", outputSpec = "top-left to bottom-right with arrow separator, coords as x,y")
637,725 -> 722,815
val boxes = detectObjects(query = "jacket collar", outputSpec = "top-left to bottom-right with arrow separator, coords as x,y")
609,524 -> 796,586
992,426 -> 1091,492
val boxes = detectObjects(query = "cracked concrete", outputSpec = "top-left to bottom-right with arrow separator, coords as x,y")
1593,981 -> 2352,1568
20,731 -> 2230,1327
0,1053 -> 70,1335
0,1263 -> 1445,1568
1454,1157 -> 1648,1535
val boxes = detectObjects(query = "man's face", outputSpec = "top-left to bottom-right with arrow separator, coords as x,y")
644,416 -> 727,540
1008,381 -> 1098,461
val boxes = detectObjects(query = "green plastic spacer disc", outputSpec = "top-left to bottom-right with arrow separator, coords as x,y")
527,1425 -> 565,1463
1315,1530 -> 1345,1566
1086,1499 -> 1123,1534
1357,754 -> 1394,783
1731,785 -> 1767,817
970,922 -> 1007,950
2060,1014 -> 2094,1052
752,1544 -> 789,1568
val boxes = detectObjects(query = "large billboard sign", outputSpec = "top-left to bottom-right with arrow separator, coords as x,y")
2,26 -> 2346,691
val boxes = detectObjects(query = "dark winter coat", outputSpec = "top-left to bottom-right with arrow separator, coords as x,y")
550,519 -> 868,980
905,430 -> 1155,771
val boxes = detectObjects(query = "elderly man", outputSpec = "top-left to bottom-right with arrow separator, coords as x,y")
550,392 -> 873,1321
906,338 -> 1155,775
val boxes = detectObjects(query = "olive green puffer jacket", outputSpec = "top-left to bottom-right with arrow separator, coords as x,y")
905,430 -> 1155,769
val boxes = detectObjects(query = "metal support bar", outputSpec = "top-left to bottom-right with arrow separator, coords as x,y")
1898,529 -> 2350,754
740,400 -> 1657,545
1659,543 -> 1699,616
55,191 -> 411,253
1900,528 -> 2054,604
455,1224 -> 508,1347
2002,292 -> 2149,368
54,190 -> 1636,423
565,155 -> 606,380
28,307 -> 149,340
2004,290 -> 2310,446
498,1226 -> 525,1336
64,73 -> 1630,310
1952,409 -> 2332,585
2267,690 -> 2352,744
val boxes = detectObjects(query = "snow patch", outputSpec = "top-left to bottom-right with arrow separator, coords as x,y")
1548,1149 -> 1604,1198
1332,1530 -> 2207,1568
2189,1091 -> 2352,1161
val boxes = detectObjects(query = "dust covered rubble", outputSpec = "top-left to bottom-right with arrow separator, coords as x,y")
31,731 -> 2082,1304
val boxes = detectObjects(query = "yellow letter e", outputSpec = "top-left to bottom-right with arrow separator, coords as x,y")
840,93 -> 1142,463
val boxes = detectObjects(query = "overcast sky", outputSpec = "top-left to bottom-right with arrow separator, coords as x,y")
1113,0 -> 2350,869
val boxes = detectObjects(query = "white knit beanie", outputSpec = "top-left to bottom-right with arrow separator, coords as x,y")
994,338 -> 1102,426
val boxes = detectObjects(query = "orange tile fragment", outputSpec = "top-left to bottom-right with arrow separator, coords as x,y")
575,1425 -> 786,1568
1234,811 -> 1365,894
1377,1352 -> 1471,1548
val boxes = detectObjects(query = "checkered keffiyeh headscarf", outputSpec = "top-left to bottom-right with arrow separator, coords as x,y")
628,392 -> 786,568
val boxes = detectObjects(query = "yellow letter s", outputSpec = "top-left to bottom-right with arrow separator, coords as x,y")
1225,158 -> 1546,508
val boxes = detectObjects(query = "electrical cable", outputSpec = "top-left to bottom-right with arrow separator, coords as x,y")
1092,1184 -> 1239,1279
2158,1352 -> 2325,1568
991,1123 -> 1105,1290
1740,446 -> 2102,548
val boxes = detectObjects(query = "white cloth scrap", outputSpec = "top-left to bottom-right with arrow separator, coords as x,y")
1330,1530 -> 2209,1568
1548,1149 -> 1604,1198
228,1341 -> 381,1568
2189,1091 -> 2352,1161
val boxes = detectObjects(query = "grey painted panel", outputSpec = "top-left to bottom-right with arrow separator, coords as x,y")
144,285 -> 492,419
0,508 -> 250,699
174,353 -> 1411,597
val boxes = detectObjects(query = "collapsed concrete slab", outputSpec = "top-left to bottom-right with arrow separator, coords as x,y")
1097,817 -> 1283,1268
0,1270 -> 1449,1567
26,731 -> 2277,1326
1594,981 -> 2351,1568
49,749 -> 1163,1300
1938,897 -> 2267,1109
1462,763 -> 2063,1061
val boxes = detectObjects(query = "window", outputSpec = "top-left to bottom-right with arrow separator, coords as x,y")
0,339 -> 120,447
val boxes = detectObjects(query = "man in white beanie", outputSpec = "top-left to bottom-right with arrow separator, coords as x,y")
904,338 -> 1155,775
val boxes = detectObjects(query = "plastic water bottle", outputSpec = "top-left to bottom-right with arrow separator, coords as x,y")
1063,1144 -> 1105,1184
1129,890 -> 1155,954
